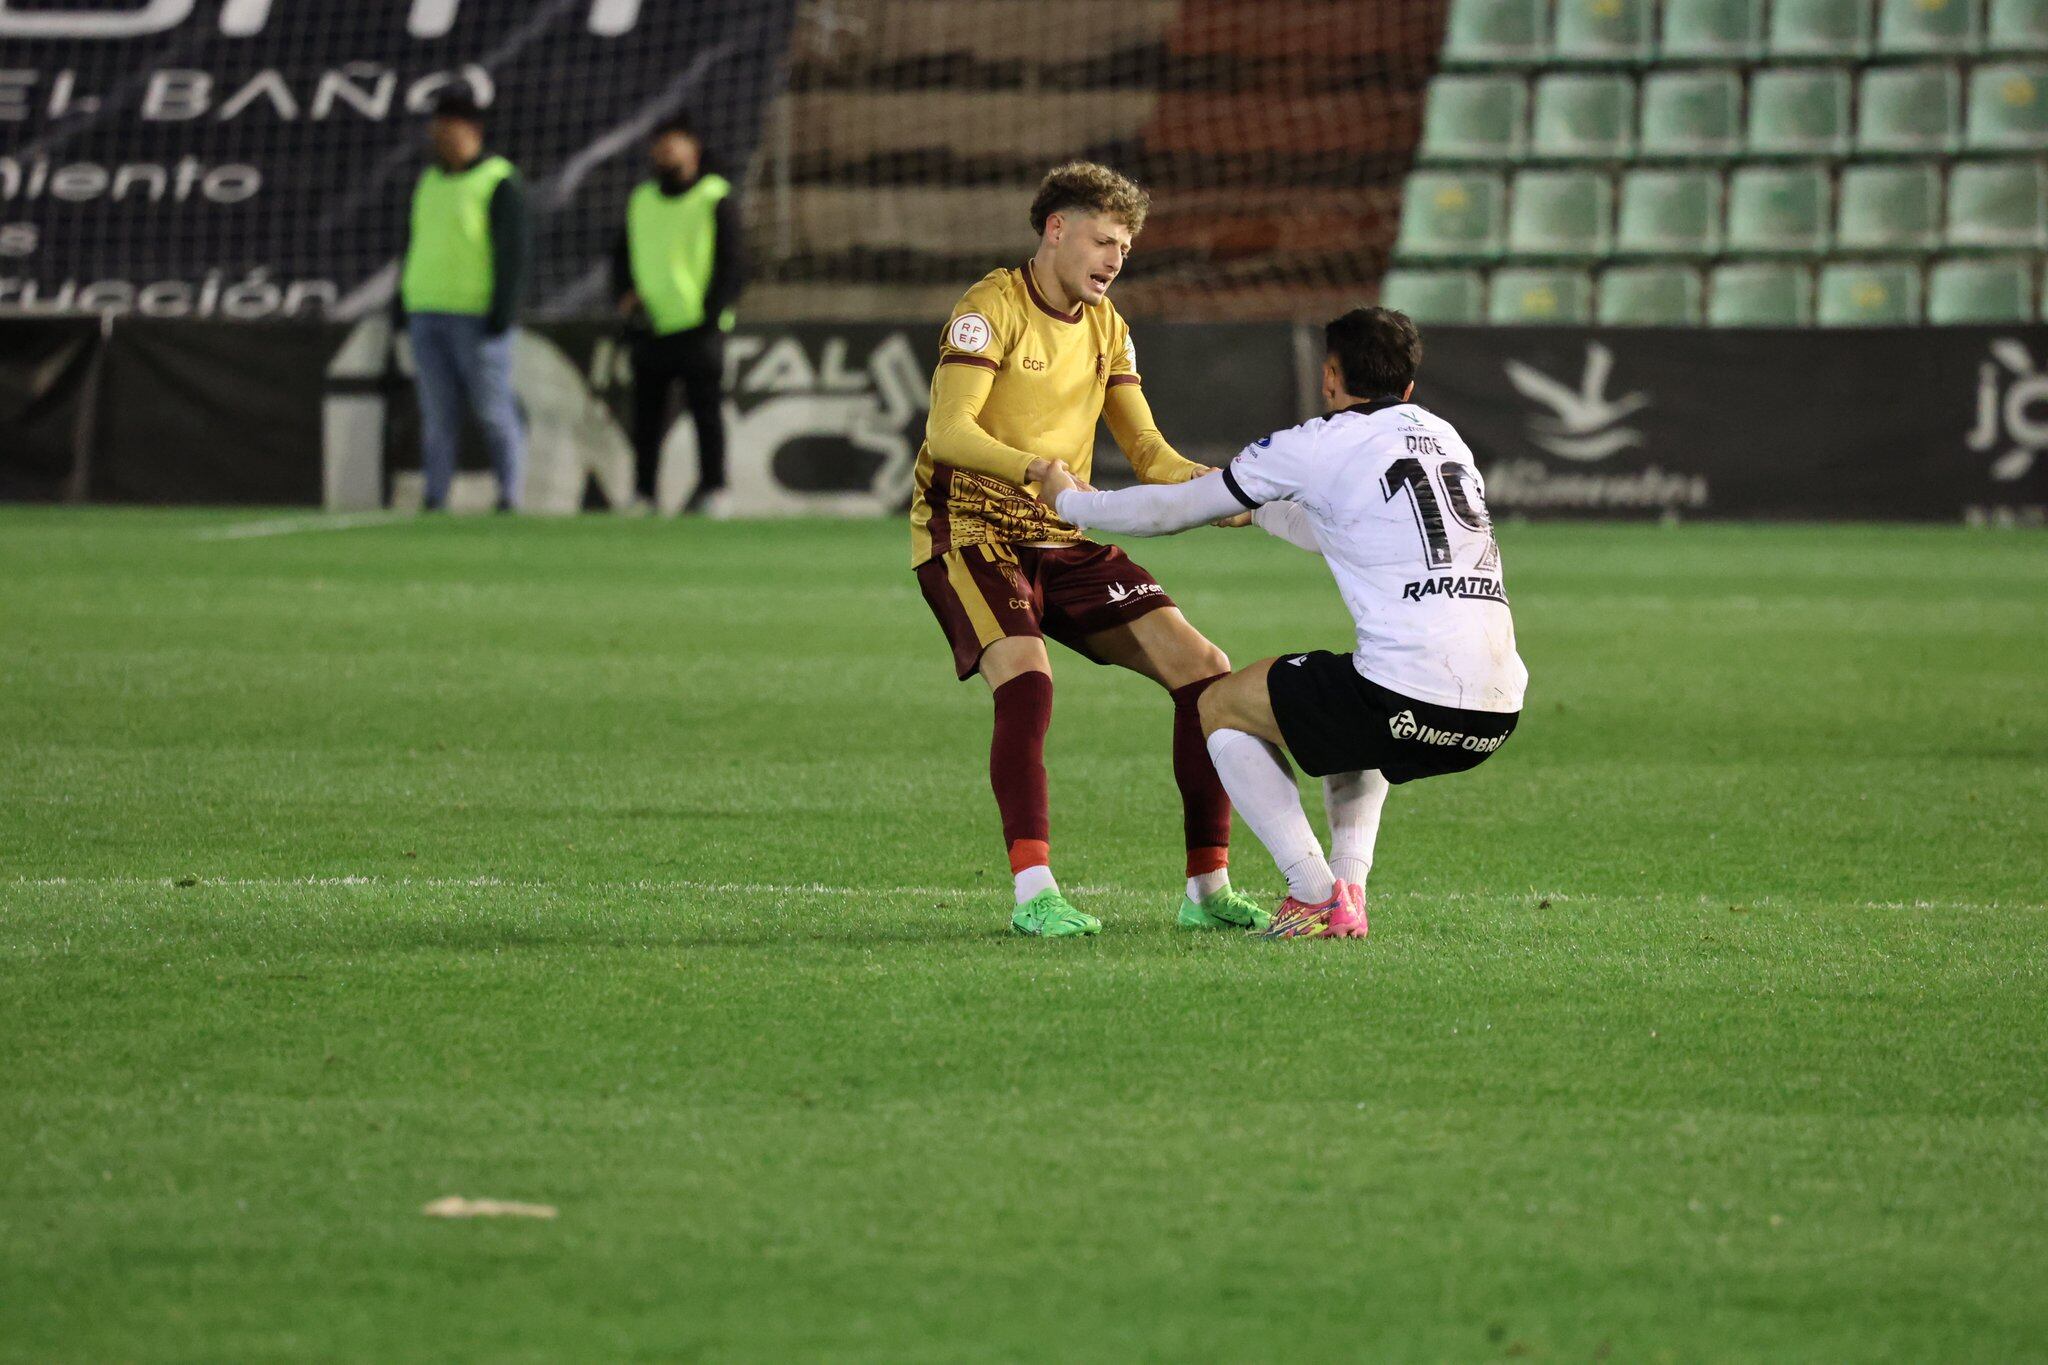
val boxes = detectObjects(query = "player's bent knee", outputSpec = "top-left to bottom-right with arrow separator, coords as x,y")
980,635 -> 1050,691
1197,672 -> 1252,735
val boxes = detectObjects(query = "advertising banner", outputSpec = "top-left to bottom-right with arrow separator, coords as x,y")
0,0 -> 795,320
1418,326 -> 2048,525
0,315 -> 1300,513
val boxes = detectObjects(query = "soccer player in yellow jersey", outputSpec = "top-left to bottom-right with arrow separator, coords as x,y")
910,162 -> 1271,937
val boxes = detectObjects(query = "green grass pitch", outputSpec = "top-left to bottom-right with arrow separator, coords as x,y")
3,508 -> 2044,1362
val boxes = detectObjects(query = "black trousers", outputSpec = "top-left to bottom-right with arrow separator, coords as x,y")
631,325 -> 726,500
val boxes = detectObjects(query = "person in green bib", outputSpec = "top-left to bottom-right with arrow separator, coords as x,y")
397,89 -> 532,512
611,114 -> 744,515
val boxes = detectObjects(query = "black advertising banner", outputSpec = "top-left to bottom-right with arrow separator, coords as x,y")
1419,326 -> 2048,524
10,317 -> 1298,510
91,318 -> 342,503
0,315 -> 97,500
0,317 -> 96,501
0,0 -> 795,320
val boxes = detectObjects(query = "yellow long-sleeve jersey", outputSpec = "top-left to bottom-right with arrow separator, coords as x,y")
908,262 -> 1207,567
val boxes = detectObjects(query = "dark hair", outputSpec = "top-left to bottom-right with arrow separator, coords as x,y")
1324,306 -> 1422,399
650,113 -> 697,141
430,89 -> 487,124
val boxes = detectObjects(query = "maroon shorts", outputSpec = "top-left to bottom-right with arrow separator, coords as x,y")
915,540 -> 1177,680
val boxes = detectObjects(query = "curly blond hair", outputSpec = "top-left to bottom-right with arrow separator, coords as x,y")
1028,161 -> 1151,236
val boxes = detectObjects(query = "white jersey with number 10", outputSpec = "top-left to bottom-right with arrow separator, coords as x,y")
1223,399 -> 1528,714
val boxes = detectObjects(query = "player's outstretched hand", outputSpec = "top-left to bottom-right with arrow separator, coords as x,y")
1033,460 -> 1080,509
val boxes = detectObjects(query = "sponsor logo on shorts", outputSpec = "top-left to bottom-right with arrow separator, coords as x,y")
1105,581 -> 1165,606
1388,709 -> 1506,753
1401,575 -> 1510,605
1284,654 -> 1309,666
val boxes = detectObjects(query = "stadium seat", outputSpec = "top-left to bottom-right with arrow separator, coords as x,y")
1659,0 -> 1767,61
1708,261 -> 1815,322
1748,68 -> 1854,157
1986,0 -> 2048,52
1488,267 -> 1596,321
1768,0 -> 1876,57
1927,256 -> 2036,319
1597,265 -> 1706,322
1876,0 -> 1982,55
1506,169 -> 1616,256
1638,71 -> 1745,160
1530,74 -> 1637,160
1420,76 -> 1531,163
1946,157 -> 2048,247
1395,171 -> 1508,259
1857,66 -> 1963,154
1817,260 -> 1924,322
1379,268 -> 1488,321
1552,0 -> 1655,62
1442,0 -> 1550,66
1966,62 -> 2048,148
1836,163 -> 1944,250
1615,168 -> 1723,254
1725,164 -> 1833,252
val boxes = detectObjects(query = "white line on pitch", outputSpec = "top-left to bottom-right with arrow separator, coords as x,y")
7,876 -> 2033,914
196,512 -> 410,541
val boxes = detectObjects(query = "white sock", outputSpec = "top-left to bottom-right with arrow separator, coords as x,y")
1186,869 -> 1230,901
1204,729 -> 1333,904
1014,864 -> 1057,905
1324,769 -> 1390,888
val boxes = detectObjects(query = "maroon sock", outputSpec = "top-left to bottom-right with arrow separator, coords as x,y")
990,672 -> 1053,870
1171,675 -> 1232,876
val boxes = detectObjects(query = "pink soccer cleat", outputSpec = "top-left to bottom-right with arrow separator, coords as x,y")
1259,890 -> 1343,939
1324,880 -> 1369,939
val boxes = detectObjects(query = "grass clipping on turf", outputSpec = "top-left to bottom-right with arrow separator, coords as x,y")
421,1196 -> 558,1220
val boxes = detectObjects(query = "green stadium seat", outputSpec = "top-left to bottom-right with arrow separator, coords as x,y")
1488,267 -> 1596,322
1708,261 -> 1815,322
1597,265 -> 1706,322
1442,0 -> 1550,66
1420,76 -> 1530,163
1768,0 -> 1876,57
1615,168 -> 1723,254
1967,62 -> 2048,148
1638,71 -> 1745,160
1927,256 -> 2036,319
1395,171 -> 1508,260
1552,0 -> 1655,62
1660,0 -> 1767,60
1946,158 -> 2048,247
1986,0 -> 2048,52
1506,169 -> 1616,256
1876,0 -> 1981,55
1817,260 -> 1924,322
1857,66 -> 1963,154
1748,68 -> 1854,157
1726,164 -> 1833,253
1530,74 -> 1637,160
1380,268 -> 1488,322
1836,163 -> 1944,250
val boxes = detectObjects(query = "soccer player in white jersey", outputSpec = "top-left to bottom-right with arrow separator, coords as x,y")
1033,307 -> 1528,939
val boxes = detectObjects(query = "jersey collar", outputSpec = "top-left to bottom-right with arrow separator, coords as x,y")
1335,395 -> 1414,417
1021,261 -> 1083,324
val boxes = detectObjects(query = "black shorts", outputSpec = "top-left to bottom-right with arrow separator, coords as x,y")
1266,650 -> 1519,782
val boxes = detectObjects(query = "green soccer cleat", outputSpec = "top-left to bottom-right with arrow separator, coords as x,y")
1011,888 -> 1102,937
1176,885 -> 1273,932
